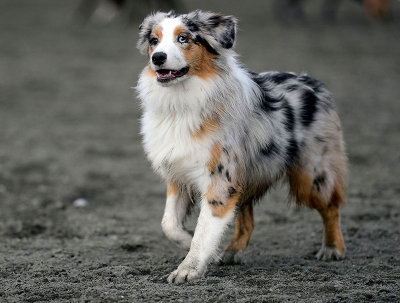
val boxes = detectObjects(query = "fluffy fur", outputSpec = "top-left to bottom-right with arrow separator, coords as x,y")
136,10 -> 348,284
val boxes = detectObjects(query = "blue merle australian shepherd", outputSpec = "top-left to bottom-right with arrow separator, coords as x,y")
136,10 -> 347,284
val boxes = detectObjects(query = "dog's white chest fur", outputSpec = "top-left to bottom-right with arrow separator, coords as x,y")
138,71 -> 216,183
141,111 -> 211,181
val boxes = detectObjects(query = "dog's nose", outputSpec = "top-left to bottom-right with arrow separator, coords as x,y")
152,52 -> 167,66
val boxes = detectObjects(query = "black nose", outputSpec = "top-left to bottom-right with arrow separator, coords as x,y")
152,52 -> 167,66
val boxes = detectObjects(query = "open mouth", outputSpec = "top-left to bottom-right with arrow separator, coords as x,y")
156,67 -> 189,83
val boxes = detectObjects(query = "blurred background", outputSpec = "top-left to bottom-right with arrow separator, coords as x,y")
0,0 -> 399,302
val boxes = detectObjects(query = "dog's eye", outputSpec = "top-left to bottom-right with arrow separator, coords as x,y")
177,35 -> 189,44
149,37 -> 159,46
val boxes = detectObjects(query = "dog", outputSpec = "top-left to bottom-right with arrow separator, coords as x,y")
136,10 -> 347,284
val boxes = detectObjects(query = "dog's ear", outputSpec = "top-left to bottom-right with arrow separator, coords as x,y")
137,14 -> 154,55
185,10 -> 237,54
137,12 -> 167,55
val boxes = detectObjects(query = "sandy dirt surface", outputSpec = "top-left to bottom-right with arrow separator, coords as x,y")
0,0 -> 399,302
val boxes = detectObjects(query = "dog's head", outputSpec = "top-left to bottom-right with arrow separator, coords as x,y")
137,10 -> 237,86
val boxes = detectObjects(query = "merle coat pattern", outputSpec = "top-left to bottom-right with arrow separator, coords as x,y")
136,10 -> 347,284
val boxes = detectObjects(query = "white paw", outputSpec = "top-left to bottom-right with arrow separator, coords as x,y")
316,244 -> 345,261
219,250 -> 244,265
167,262 -> 205,284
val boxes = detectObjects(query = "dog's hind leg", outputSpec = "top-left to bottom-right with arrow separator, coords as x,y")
161,181 -> 193,250
315,187 -> 346,261
289,110 -> 347,260
289,164 -> 346,260
220,202 -> 254,265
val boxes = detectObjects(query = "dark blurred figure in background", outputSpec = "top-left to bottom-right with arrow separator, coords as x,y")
363,0 -> 390,18
76,0 -> 184,24
274,0 -> 391,23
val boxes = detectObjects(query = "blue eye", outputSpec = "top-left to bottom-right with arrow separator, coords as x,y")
178,35 -> 189,44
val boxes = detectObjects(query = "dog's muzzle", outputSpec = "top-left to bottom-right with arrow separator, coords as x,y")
156,67 -> 189,83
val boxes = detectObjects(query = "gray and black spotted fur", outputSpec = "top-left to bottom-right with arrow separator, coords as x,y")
209,67 -> 346,207
139,9 -> 347,222
137,10 -> 348,274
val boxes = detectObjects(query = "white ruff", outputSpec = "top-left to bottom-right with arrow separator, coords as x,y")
137,70 -> 221,184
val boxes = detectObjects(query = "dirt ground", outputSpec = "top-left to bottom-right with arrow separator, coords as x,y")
0,0 -> 399,302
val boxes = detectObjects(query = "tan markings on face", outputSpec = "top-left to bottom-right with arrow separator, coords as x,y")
146,66 -> 156,77
173,25 -> 185,39
207,142 -> 222,173
148,26 -> 163,57
173,26 -> 217,80
167,181 -> 179,197
154,26 -> 163,40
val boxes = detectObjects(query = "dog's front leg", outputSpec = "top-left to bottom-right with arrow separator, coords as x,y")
167,198 -> 235,284
161,181 -> 193,250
